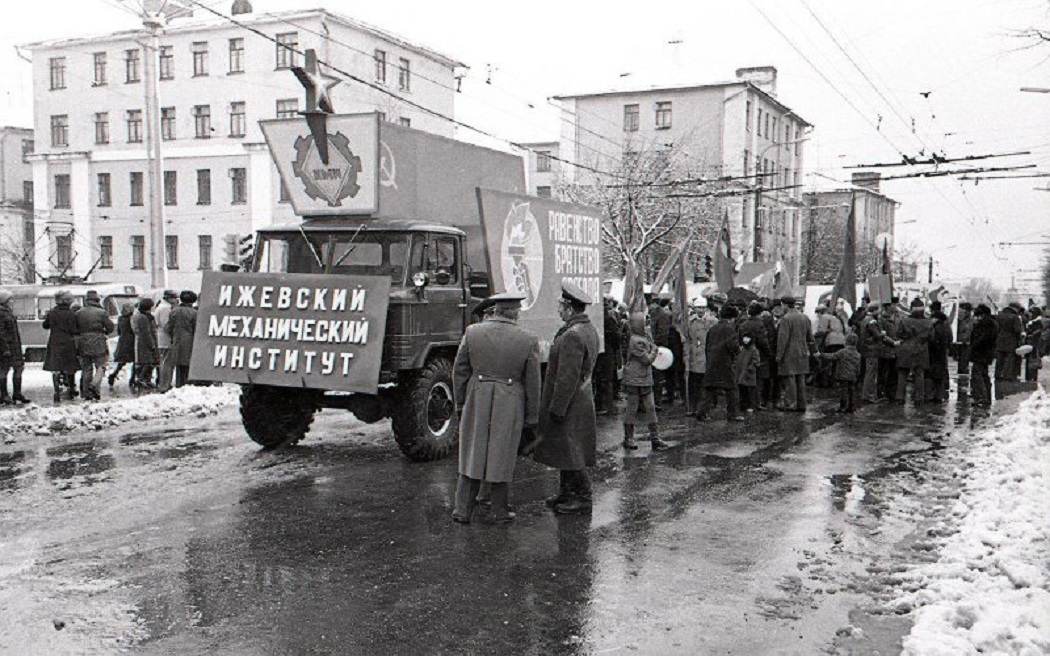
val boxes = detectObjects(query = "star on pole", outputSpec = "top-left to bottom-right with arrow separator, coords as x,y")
293,49 -> 340,114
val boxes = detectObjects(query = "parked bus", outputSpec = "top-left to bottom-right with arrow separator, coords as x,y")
1,282 -> 142,361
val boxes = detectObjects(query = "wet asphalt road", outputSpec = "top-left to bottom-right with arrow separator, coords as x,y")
0,376 -> 1039,655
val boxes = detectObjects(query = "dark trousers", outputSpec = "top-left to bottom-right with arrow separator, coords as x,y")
836,379 -> 855,410
454,475 -> 511,521
971,360 -> 992,405
957,345 -> 971,376
559,469 -> 592,503
925,364 -> 949,402
738,385 -> 757,411
700,385 -> 740,418
896,366 -> 926,404
175,364 -> 191,388
687,372 -> 705,413
592,353 -> 616,413
878,358 -> 898,400
0,363 -> 24,398
995,351 -> 1016,380
763,360 -> 780,406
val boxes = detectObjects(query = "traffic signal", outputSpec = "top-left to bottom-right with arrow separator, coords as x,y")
704,255 -> 713,278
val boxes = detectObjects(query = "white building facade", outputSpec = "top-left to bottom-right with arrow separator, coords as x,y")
0,127 -> 35,284
547,67 -> 811,283
23,7 -> 462,290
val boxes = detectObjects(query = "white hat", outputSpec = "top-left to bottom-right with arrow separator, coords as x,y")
690,296 -> 708,308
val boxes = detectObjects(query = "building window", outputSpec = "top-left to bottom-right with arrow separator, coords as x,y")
374,49 -> 387,82
193,105 -> 211,138
536,186 -> 551,198
398,117 -> 411,127
54,174 -> 71,209
98,236 -> 113,269
275,32 -> 298,69
97,173 -> 112,207
746,100 -> 752,131
23,181 -> 33,206
198,235 -> 212,270
93,52 -> 107,86
756,108 -> 762,134
164,170 -> 177,206
398,57 -> 411,91
125,48 -> 140,83
94,112 -> 110,144
228,38 -> 244,73
165,235 -> 179,269
795,126 -> 801,155
229,101 -> 246,137
161,107 -> 176,140
50,115 -> 69,147
536,150 -> 552,172
192,41 -> 208,77
21,140 -> 33,162
126,109 -> 143,143
55,235 -> 72,270
743,149 -> 751,177
130,172 -> 144,206
276,98 -> 298,119
655,101 -> 672,129
230,167 -> 247,204
49,57 -> 66,90
624,104 -> 639,132
765,113 -> 770,139
196,169 -> 211,205
157,45 -> 174,80
130,235 -> 145,269
377,111 -> 386,122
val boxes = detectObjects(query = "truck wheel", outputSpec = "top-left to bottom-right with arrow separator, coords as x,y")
391,357 -> 458,461
240,386 -> 316,449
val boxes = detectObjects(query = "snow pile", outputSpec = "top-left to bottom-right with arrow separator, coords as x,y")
0,385 -> 239,441
893,389 -> 1050,655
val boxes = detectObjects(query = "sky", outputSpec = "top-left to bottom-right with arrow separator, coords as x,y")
1,0 -> 1048,293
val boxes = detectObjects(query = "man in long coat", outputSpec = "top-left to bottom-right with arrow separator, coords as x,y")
994,305 -> 1023,381
452,292 -> 541,524
534,281 -> 601,515
75,290 -> 115,401
166,291 -> 199,388
43,291 -> 80,402
0,289 -> 29,404
776,296 -> 816,411
896,298 -> 932,405
696,305 -> 742,421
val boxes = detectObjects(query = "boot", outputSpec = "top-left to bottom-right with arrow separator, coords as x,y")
622,423 -> 638,450
107,371 -> 116,388
649,423 -> 671,451
0,379 -> 10,405
52,374 -> 62,403
11,374 -> 29,404
65,374 -> 76,400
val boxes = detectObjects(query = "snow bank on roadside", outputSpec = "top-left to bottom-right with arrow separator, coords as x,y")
0,385 -> 240,442
893,389 -> 1050,655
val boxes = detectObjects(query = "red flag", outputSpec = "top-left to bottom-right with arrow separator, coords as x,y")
714,210 -> 735,293
651,240 -> 688,295
830,198 -> 857,309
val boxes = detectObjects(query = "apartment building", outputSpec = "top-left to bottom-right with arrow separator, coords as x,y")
544,66 -> 811,283
0,127 -> 35,284
22,4 -> 462,289
801,172 -> 900,285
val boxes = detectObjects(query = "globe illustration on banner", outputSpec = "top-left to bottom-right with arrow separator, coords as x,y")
500,202 -> 544,310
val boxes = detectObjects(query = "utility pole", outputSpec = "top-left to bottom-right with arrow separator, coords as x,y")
928,256 -> 934,284
138,1 -> 192,289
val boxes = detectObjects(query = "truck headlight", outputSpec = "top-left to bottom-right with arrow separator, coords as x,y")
412,272 -> 429,288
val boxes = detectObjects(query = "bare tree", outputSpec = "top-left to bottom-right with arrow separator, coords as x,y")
959,277 -> 1002,305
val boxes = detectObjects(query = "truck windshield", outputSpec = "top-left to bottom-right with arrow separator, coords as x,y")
255,232 -> 413,285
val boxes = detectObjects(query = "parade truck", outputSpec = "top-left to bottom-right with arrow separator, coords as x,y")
189,113 -> 603,461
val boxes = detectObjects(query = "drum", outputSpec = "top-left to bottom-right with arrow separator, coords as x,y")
653,346 -> 674,371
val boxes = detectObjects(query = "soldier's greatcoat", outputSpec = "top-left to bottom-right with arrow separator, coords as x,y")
534,314 -> 600,470
453,316 -> 541,483
776,309 -> 816,376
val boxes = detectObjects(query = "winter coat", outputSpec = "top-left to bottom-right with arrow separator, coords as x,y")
166,304 -> 199,367
74,302 -> 115,358
825,345 -> 862,382
878,309 -> 902,359
776,309 -> 815,376
956,314 -> 974,344
704,319 -> 741,388
928,313 -> 953,369
132,310 -> 160,365
994,310 -> 1023,352
739,315 -> 772,377
0,304 -> 24,367
1025,318 -> 1043,370
650,304 -> 672,346
453,316 -> 541,483
534,314 -> 600,470
43,305 -> 80,373
815,312 -> 846,349
735,345 -> 760,386
113,314 -> 135,363
970,315 -> 999,363
686,314 -> 716,374
622,333 -> 658,387
860,315 -> 886,359
896,311 -> 932,370
155,301 -> 175,350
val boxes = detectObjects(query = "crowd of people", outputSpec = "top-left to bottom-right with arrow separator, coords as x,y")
450,284 -> 1050,526
0,288 -> 199,405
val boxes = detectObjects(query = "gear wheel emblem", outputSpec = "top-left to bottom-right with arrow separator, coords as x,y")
292,131 -> 362,207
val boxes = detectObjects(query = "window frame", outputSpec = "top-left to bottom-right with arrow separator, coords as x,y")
54,174 -> 71,209
275,32 -> 298,69
193,104 -> 212,139
196,169 -> 212,205
158,45 -> 174,80
50,115 -> 69,147
163,170 -> 177,206
398,57 -> 411,91
130,172 -> 144,207
126,109 -> 143,143
125,48 -> 141,83
229,101 -> 246,137
198,234 -> 213,270
655,101 -> 672,130
97,172 -> 112,207
165,234 -> 179,270
230,167 -> 247,204
98,235 -> 113,269
374,49 -> 387,82
94,112 -> 110,145
161,107 -> 176,141
228,37 -> 244,74
276,98 -> 298,119
49,57 -> 67,90
93,52 -> 107,86
191,41 -> 209,77
623,103 -> 640,132
536,150 -> 552,172
130,235 -> 145,270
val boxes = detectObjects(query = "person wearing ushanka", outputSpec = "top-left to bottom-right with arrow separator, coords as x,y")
75,289 -> 115,401
451,292 -> 541,525
0,289 -> 29,405
534,281 -> 601,515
